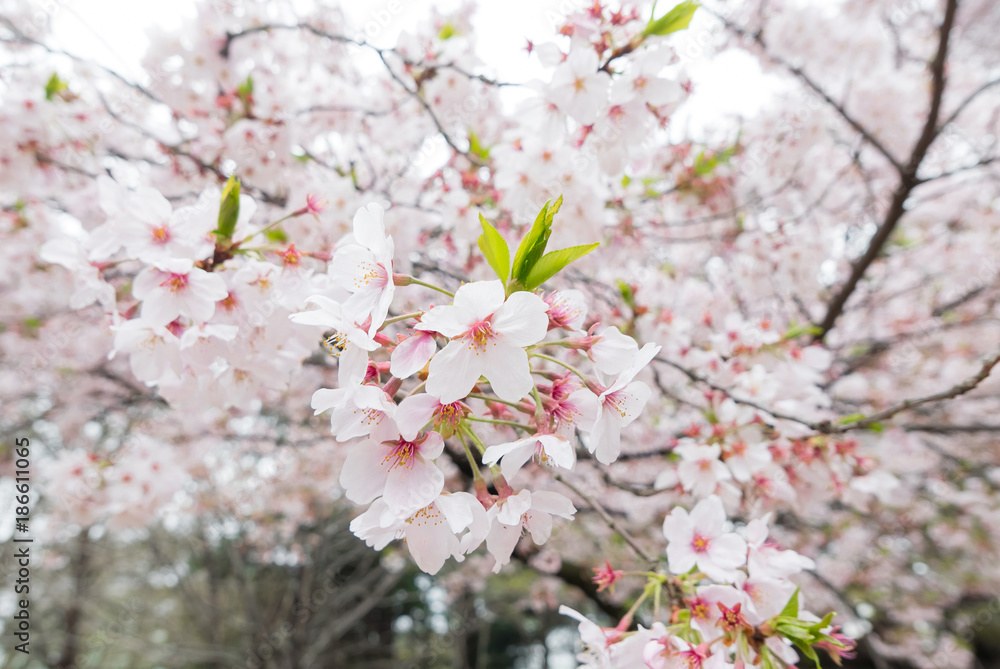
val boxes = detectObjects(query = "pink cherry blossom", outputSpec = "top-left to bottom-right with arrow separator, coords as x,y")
329,203 -> 395,334
482,433 -> 576,479
571,342 -> 660,464
418,280 -> 549,403
339,421 -> 445,518
546,46 -> 611,125
676,442 -> 733,496
350,492 -> 485,575
132,259 -> 229,327
663,495 -> 747,583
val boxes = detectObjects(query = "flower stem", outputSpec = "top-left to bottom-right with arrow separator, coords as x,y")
381,311 -> 423,327
240,211 -> 298,244
531,352 -> 588,381
461,425 -> 489,456
465,416 -> 534,432
467,394 -> 532,412
395,275 -> 455,298
456,429 -> 484,481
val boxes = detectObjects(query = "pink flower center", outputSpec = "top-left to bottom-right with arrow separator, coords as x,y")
602,390 -> 629,418
160,272 -> 188,292
463,318 -> 496,351
151,225 -> 171,244
383,439 -> 417,470
435,401 -> 465,429
355,261 -> 388,290
697,459 -> 712,471
691,534 -> 711,553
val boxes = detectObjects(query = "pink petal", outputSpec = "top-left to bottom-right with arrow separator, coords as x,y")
390,331 -> 437,379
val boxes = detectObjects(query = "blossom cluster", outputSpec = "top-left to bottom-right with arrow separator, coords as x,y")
561,498 -> 854,668
290,198 -> 661,574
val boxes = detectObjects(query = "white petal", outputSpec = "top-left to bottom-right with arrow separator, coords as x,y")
436,492 -> 477,534
395,393 -> 441,440
537,435 -> 575,470
496,490 -> 531,525
352,203 -> 388,257
311,387 -> 347,414
425,340 -> 484,403
482,438 -> 532,466
452,280 -> 505,321
416,303 -> 477,338
384,457 -> 445,517
690,496 -> 727,537
340,443 -> 390,504
530,490 -> 576,519
418,432 -> 445,460
491,291 -> 549,347
480,341 -> 533,403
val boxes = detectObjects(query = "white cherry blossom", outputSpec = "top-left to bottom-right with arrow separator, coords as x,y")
418,280 -> 548,403
663,495 -> 747,583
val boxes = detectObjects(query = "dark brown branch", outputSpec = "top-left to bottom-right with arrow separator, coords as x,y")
658,347 -> 1000,436
710,12 -> 904,174
552,471 -> 658,569
812,0 -> 959,342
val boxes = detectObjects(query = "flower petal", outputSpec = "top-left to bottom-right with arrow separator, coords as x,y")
425,340 -> 484,403
491,291 -> 549,347
453,280 -> 506,321
480,340 -> 533,403
390,331 -> 437,379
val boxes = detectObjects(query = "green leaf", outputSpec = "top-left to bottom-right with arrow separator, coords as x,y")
237,74 -> 254,97
693,145 -> 737,177
523,242 -> 599,290
44,73 -> 67,101
214,175 -> 241,242
837,413 -> 866,425
781,323 -> 823,340
438,22 -> 456,40
643,1 -> 699,37
510,195 -> 562,286
779,587 -> 800,618
791,638 -> 821,668
617,280 -> 636,310
264,227 -> 288,243
468,130 -> 490,160
478,214 -> 510,283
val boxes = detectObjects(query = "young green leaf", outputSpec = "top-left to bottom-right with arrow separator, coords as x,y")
523,242 -> 599,290
214,175 -> 242,242
478,214 -> 510,283
265,227 -> 288,243
44,73 -> 68,101
643,1 -> 699,37
510,195 -> 561,285
790,638 -> 821,668
779,587 -> 800,618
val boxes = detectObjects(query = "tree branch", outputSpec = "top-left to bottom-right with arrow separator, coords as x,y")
812,0 -> 959,342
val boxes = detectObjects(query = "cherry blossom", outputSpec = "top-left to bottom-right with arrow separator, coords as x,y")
418,280 -> 549,403
663,495 -> 747,583
339,421 -> 445,518
329,202 -> 395,333
571,342 -> 660,464
546,46 -> 611,125
132,259 -> 229,327
481,433 -> 576,479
